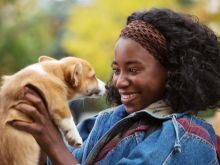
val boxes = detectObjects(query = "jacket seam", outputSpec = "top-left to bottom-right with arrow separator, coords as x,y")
162,133 -> 216,165
177,119 -> 215,146
95,133 -> 139,164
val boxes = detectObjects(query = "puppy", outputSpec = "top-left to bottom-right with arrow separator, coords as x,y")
0,56 -> 106,165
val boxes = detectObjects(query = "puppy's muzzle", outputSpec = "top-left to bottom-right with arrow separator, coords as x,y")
87,79 -> 106,97
87,89 -> 101,96
97,79 -> 106,96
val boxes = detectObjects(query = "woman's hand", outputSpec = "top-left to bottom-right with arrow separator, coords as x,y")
11,86 -> 63,153
10,86 -> 79,165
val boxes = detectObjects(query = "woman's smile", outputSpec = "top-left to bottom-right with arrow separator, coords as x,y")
120,92 -> 139,104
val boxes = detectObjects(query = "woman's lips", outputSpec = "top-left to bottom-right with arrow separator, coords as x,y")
120,93 -> 138,104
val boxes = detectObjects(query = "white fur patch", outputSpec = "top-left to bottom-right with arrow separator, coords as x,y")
49,60 -> 62,64
27,64 -> 46,75
60,117 -> 75,131
97,79 -> 106,96
59,117 -> 82,146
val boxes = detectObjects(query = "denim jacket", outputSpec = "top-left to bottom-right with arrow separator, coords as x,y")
48,100 -> 219,165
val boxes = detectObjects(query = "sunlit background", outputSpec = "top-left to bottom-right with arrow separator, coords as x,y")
0,0 -> 220,121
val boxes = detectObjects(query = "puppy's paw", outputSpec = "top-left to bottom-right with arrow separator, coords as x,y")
65,129 -> 83,148
59,117 -> 83,148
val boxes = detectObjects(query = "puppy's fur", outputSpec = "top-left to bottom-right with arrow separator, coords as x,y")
0,56 -> 105,165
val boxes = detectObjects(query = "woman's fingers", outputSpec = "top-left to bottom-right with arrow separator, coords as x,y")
24,86 -> 40,97
13,103 -> 49,137
15,103 -> 42,122
23,87 -> 49,117
24,93 -> 48,116
11,120 -> 40,135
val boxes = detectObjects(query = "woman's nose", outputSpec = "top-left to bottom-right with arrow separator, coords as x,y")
115,73 -> 129,88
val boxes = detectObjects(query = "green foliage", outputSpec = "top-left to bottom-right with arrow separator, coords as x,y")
0,0 -> 53,76
62,0 -> 178,81
1,0 -> 219,80
62,0 -> 220,82
0,0 -> 219,115
198,108 -> 215,118
177,0 -> 197,7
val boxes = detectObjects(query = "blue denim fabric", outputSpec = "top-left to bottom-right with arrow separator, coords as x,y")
48,104 -> 218,165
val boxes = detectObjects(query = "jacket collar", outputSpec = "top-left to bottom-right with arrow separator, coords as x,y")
140,100 -> 173,119
123,100 -> 188,120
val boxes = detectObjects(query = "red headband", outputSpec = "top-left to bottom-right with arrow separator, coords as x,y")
120,20 -> 168,65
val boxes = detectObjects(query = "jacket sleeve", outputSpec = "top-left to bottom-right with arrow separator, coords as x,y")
77,115 -> 97,141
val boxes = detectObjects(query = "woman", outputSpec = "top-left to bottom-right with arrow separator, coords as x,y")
12,8 -> 220,164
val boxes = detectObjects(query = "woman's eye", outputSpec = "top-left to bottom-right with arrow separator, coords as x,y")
129,68 -> 138,73
112,68 -> 120,75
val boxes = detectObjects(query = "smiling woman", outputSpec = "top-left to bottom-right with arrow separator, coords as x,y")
112,38 -> 167,114
10,8 -> 220,165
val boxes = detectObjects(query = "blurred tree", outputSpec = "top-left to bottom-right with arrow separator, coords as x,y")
62,0 -> 219,82
62,0 -> 179,81
0,0 -> 77,76
177,0 -> 197,7
39,0 -> 78,59
0,0 -> 219,116
1,0 -> 219,79
0,0 -> 51,75
61,0 -> 220,116
179,0 -> 220,39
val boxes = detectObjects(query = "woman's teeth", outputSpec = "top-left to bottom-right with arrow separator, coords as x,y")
121,93 -> 137,100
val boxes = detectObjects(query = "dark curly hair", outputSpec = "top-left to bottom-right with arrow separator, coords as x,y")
106,8 -> 220,113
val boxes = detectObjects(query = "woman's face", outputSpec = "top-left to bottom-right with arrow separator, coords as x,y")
112,38 -> 167,114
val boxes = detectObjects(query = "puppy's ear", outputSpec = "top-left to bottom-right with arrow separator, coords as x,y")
64,63 -> 82,87
38,56 -> 55,62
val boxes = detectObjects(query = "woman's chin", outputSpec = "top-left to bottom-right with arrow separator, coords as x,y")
124,102 -> 150,114
124,105 -> 140,114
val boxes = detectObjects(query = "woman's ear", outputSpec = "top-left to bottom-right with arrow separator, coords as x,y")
38,56 -> 55,62
64,63 -> 82,87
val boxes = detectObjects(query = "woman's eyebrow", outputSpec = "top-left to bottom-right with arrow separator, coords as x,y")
125,61 -> 141,65
111,60 -> 141,66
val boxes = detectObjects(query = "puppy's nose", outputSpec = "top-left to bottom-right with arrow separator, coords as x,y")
89,89 -> 100,96
94,89 -> 101,95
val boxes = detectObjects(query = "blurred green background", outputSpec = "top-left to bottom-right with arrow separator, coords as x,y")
0,0 -> 220,120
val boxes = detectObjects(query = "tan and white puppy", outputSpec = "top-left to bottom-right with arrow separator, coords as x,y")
0,56 -> 106,165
